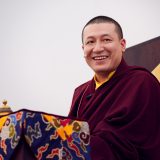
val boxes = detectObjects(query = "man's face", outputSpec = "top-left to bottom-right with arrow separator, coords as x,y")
82,22 -> 126,77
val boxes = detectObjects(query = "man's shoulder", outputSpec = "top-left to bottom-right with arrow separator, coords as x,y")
71,80 -> 92,99
128,66 -> 154,77
75,80 -> 91,91
125,65 -> 159,84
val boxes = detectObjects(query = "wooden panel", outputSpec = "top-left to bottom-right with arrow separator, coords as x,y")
124,36 -> 160,71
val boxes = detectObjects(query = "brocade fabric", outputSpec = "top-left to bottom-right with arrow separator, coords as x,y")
0,109 -> 90,160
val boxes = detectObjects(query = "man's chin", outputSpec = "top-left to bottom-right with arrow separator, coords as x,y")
94,69 -> 112,75
94,67 -> 113,73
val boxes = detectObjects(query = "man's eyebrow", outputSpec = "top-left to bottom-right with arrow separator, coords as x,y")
85,34 -> 111,39
101,34 -> 111,37
85,36 -> 94,39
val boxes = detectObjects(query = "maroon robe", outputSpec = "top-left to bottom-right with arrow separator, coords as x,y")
68,58 -> 160,160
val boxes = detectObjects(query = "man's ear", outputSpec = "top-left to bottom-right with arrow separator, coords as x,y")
82,44 -> 84,50
121,38 -> 126,53
82,44 -> 87,58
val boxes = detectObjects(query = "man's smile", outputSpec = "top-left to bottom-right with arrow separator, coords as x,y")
92,56 -> 109,60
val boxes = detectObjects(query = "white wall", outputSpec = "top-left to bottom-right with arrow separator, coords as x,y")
0,0 -> 160,116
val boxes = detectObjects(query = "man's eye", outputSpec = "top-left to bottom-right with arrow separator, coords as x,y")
86,41 -> 94,45
104,39 -> 111,42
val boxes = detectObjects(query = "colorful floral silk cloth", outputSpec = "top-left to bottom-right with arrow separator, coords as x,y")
0,109 -> 91,160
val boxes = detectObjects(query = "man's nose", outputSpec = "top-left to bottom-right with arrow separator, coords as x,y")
93,41 -> 104,52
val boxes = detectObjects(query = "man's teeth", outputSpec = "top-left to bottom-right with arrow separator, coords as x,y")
93,56 -> 108,60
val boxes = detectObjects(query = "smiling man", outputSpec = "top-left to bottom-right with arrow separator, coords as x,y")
82,20 -> 126,85
68,16 -> 160,160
